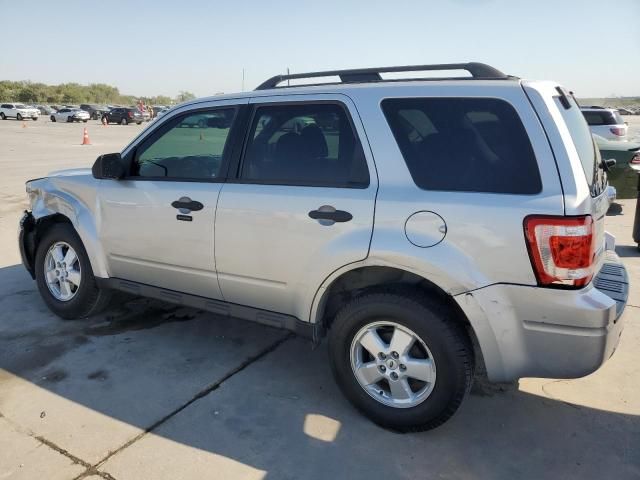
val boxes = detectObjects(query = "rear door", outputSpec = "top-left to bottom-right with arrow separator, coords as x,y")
214,95 -> 377,320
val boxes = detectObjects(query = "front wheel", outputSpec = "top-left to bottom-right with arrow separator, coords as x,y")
328,289 -> 474,432
16,113 -> 23,121
51,115 -> 56,122
35,224 -> 111,319
82,119 -> 88,123
32,117 -> 38,121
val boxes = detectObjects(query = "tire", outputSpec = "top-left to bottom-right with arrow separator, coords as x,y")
16,113 -> 23,121
32,117 -> 38,121
328,288 -> 474,432
67,116 -> 72,123
101,115 -> 108,125
51,115 -> 56,122
136,122 -> 142,125
120,118 -> 128,125
35,223 -> 112,320
0,113 -> 5,120
83,119 -> 88,123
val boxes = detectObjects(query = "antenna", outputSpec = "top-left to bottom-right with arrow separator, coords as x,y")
242,68 -> 245,91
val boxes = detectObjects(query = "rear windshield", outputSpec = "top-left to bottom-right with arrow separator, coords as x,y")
582,110 -> 623,126
556,97 -> 601,187
381,97 -> 542,194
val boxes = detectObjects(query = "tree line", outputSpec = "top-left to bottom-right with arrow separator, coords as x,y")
0,80 -> 196,106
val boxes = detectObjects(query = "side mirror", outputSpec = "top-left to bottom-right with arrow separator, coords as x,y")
92,153 -> 125,179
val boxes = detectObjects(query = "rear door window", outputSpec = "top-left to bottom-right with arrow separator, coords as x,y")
381,98 -> 542,194
240,102 -> 369,188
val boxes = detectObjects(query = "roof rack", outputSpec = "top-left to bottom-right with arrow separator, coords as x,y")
255,62 -> 510,90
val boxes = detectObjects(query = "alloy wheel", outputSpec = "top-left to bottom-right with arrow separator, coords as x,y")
350,321 -> 436,408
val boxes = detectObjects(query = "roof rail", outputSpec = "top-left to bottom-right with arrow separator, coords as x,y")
255,62 -> 510,90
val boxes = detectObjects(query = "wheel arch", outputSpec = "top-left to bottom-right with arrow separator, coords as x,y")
27,182 -> 110,279
310,264 -> 489,377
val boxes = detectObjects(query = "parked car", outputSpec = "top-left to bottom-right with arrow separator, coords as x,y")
0,102 -> 39,121
19,62 -> 629,432
154,106 -> 171,120
80,104 -> 110,120
595,134 -> 640,199
616,108 -> 634,115
102,107 -> 143,125
36,105 -> 56,115
50,108 -> 90,123
581,107 -> 628,141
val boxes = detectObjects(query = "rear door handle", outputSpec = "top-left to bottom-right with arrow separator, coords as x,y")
308,206 -> 352,223
171,196 -> 204,212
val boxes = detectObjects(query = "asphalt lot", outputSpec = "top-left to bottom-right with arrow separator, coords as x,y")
0,117 -> 639,480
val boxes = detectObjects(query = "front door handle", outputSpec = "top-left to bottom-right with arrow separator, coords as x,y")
308,205 -> 352,223
171,196 -> 204,212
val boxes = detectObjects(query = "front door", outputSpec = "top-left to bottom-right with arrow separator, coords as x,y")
98,104 -> 242,298
215,96 -> 377,320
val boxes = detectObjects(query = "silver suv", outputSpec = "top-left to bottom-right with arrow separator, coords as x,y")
19,63 -> 629,432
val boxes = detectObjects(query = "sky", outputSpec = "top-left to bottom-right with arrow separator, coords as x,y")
1,0 -> 638,98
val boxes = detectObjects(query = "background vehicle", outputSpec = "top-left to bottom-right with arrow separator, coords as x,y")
0,102 -> 39,120
595,134 -> 640,198
18,63 -> 628,433
80,104 -> 110,120
50,108 -> 90,123
581,107 -> 628,140
102,107 -> 143,125
154,106 -> 171,119
36,105 -> 56,115
617,108 -> 634,115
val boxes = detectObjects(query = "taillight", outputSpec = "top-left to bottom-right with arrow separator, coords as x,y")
524,215 -> 595,288
128,111 -> 133,118
610,127 -> 625,136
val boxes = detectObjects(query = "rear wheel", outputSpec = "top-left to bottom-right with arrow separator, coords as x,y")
82,119 -> 88,123
0,113 -> 5,120
32,117 -> 38,121
51,115 -> 56,122
35,223 -> 111,319
328,289 -> 474,432
101,115 -> 108,125
120,118 -> 128,125
67,116 -> 72,123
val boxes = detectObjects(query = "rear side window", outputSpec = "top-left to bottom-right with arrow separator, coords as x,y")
582,110 -> 622,126
241,103 -> 369,188
557,97 -> 601,187
382,98 -> 542,194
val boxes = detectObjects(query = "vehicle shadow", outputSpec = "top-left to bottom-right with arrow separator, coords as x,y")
0,264 -> 638,479
616,244 -> 640,258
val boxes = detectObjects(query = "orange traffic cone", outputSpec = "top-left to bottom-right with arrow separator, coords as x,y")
81,128 -> 91,145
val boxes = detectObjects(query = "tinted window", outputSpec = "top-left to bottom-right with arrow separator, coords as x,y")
132,108 -> 235,180
241,103 -> 369,188
582,110 -> 622,126
557,97 -> 601,188
382,98 -> 541,194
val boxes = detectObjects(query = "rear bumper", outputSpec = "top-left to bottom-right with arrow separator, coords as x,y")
456,250 -> 628,382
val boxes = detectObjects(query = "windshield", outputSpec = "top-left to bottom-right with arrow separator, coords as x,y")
15,104 -> 26,109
